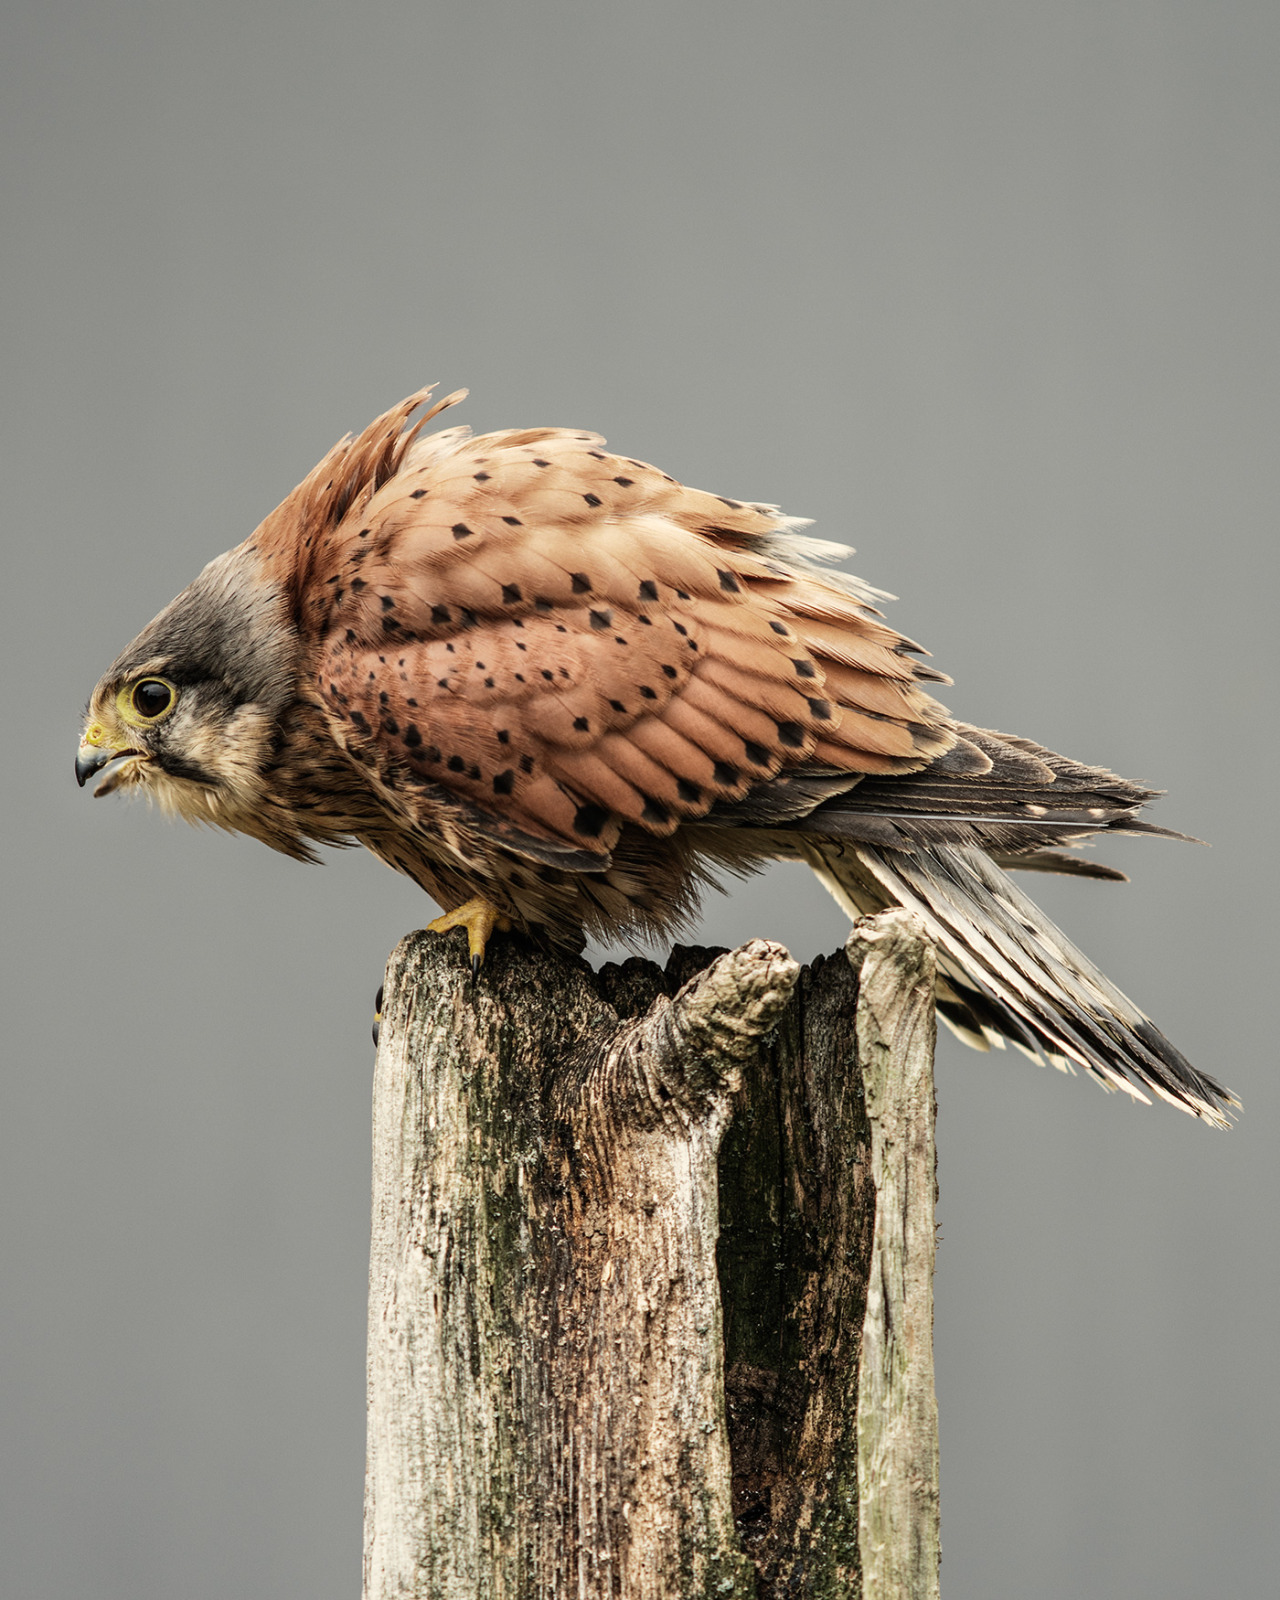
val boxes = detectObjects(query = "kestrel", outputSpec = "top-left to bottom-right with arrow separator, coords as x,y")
78,387 -> 1233,1124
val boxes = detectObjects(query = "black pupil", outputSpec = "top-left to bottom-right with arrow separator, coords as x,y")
133,680 -> 172,718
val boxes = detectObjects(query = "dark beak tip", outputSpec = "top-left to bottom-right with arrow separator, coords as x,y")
75,748 -> 112,788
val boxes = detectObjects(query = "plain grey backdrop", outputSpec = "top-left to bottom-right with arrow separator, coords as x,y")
3,2 -> 1277,1595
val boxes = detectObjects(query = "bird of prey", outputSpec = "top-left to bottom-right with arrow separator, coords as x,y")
77,386 -> 1234,1125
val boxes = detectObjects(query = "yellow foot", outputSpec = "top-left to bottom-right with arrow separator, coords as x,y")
426,897 -> 512,980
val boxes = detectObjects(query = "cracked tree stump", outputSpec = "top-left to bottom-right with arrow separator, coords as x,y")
363,910 -> 940,1600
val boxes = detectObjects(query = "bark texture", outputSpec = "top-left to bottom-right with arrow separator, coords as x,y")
363,911 -> 938,1600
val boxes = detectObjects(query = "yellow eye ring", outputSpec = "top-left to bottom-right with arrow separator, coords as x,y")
117,677 -> 178,725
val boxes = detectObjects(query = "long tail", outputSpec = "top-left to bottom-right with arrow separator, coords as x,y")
805,838 -> 1237,1126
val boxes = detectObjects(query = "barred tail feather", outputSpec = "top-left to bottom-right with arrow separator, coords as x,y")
805,839 -> 1237,1127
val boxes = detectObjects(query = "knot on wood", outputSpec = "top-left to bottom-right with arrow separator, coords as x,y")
601,938 -> 800,1125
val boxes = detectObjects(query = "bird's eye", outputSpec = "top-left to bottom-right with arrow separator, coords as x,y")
119,677 -> 177,724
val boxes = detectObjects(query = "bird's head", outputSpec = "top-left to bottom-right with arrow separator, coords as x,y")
77,545 -> 299,838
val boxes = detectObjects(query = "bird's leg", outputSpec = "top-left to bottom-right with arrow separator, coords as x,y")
426,896 -> 513,979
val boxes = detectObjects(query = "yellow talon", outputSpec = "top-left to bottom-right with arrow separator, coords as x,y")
426,896 -> 512,978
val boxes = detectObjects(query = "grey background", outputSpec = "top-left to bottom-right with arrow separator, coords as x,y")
2,2 -> 1276,1595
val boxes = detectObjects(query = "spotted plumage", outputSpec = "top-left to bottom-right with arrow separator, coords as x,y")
78,386 -> 1235,1125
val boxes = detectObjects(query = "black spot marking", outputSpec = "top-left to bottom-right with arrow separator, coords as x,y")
583,492 -> 602,507
519,754 -> 535,774
574,803 -> 609,837
717,569 -> 741,593
515,642 -> 527,653
713,762 -> 740,787
502,515 -> 522,526
358,528 -> 370,537
573,716 -> 590,732
345,628 -> 356,642
571,572 -> 592,594
792,659 -> 817,679
451,523 -> 474,540
609,699 -> 626,713
614,476 -> 634,487
382,616 -> 399,632
587,450 -> 606,460
437,679 -> 450,689
474,471 -> 490,481
673,621 -> 688,636
492,769 -> 514,795
459,609 -> 478,629
743,740 -> 771,767
404,726 -> 422,747
555,624 -> 567,633
469,765 -> 481,780
676,778 -> 702,804
502,583 -> 522,604
497,729 -> 510,744
541,669 -> 554,681
535,597 -> 553,612
641,799 -> 671,825
807,697 -> 833,720
484,677 -> 495,689
447,755 -> 466,773
431,605 -> 451,624
410,489 -> 427,500
424,745 -> 442,764
776,721 -> 806,748
589,608 -> 613,630
382,718 -> 399,736
379,691 -> 389,704
675,588 -> 690,601
614,636 -> 627,646
638,614 -> 652,625
532,458 -> 550,467
559,667 -> 571,679
639,580 -> 659,601
639,686 -> 657,700
407,698 -> 417,707
514,673 -> 526,683
350,577 -> 367,590
380,595 -> 395,610
445,643 -> 455,653
687,640 -> 698,651
350,710 -> 369,731
661,664 -> 678,679
770,620 -> 790,636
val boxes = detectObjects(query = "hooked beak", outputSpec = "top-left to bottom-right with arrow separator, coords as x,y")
75,734 -> 141,791
75,744 -> 112,786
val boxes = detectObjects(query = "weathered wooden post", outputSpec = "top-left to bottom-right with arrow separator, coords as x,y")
363,909 -> 940,1600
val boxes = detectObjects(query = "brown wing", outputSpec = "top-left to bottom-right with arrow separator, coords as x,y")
256,390 -> 962,859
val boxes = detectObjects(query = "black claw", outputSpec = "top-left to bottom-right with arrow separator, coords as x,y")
471,953 -> 482,984
375,985 -> 384,1012
372,985 -> 384,1048
372,1018 -> 381,1047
